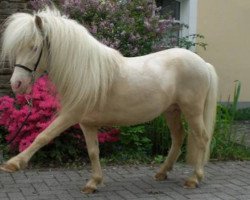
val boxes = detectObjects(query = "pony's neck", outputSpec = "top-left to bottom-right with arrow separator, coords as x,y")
43,14 -> 123,114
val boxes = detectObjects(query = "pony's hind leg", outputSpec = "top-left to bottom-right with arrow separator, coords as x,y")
0,114 -> 75,172
155,105 -> 185,181
183,113 -> 209,188
80,125 -> 103,194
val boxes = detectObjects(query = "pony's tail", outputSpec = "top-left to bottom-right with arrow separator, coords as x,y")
203,63 -> 218,163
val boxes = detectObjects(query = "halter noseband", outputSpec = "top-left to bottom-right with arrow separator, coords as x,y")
14,40 -> 44,74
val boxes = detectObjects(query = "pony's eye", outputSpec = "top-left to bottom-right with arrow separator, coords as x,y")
30,46 -> 38,52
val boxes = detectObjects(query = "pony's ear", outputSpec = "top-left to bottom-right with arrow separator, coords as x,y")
35,15 -> 43,33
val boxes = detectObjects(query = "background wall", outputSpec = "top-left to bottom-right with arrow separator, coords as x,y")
0,0 -> 29,96
196,0 -> 250,106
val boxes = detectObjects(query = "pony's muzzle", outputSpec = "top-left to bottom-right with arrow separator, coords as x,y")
11,80 -> 22,92
10,78 -> 32,94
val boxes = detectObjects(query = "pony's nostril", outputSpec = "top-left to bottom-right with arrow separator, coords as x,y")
16,81 -> 22,89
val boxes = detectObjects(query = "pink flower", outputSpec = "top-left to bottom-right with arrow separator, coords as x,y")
0,76 -> 60,152
97,128 -> 120,144
98,134 -> 106,144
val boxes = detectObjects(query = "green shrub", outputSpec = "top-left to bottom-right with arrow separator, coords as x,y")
119,125 -> 152,154
145,115 -> 171,155
210,81 -> 250,160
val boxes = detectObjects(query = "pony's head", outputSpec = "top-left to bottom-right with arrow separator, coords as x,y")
1,12 -> 49,94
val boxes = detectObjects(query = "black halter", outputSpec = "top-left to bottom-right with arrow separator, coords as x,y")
14,42 -> 44,74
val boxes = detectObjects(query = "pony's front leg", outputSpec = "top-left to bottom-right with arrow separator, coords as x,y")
0,114 -> 75,172
80,124 -> 103,194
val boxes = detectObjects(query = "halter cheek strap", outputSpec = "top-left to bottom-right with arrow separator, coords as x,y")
33,44 -> 44,72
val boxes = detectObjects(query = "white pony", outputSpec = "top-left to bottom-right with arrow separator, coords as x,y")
0,8 -> 218,193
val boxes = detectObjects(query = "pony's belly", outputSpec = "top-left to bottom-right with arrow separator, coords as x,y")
81,112 -> 161,126
80,99 -> 171,126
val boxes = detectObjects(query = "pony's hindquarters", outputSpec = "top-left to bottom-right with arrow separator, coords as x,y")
203,63 -> 218,163
154,55 -> 218,188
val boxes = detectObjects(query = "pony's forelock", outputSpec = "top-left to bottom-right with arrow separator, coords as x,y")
1,13 -> 44,67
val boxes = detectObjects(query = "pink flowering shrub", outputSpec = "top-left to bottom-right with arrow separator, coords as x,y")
98,127 -> 120,144
0,76 -> 120,154
0,76 -> 59,152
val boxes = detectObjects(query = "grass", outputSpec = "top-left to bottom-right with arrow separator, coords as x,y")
211,114 -> 250,161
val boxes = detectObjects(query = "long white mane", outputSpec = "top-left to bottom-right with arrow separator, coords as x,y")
1,7 -> 123,114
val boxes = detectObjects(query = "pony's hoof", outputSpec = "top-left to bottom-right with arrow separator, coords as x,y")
184,179 -> 198,189
0,163 -> 19,173
154,172 -> 167,181
81,186 -> 96,194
